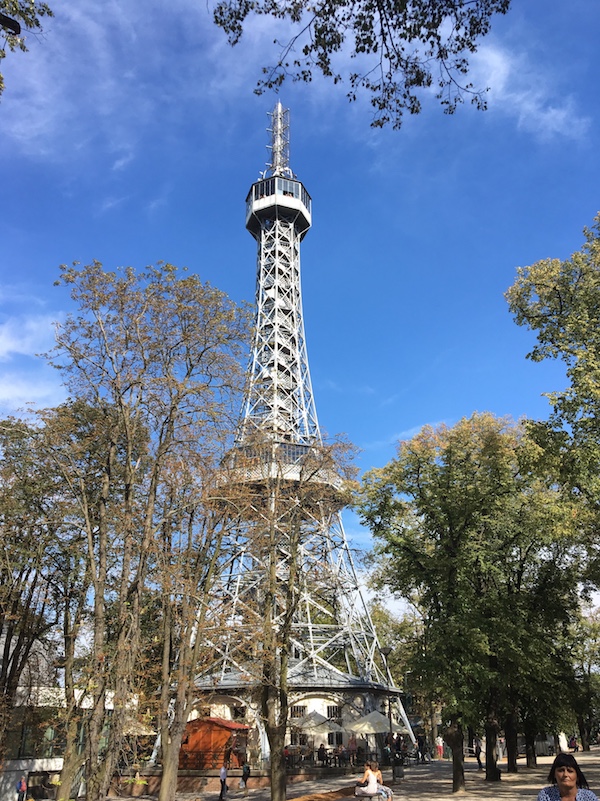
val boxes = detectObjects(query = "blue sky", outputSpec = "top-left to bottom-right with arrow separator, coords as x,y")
0,0 -> 598,549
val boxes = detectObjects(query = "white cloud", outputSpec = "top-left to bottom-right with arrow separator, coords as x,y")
0,314 -> 57,360
472,43 -> 590,141
0,0 -> 589,170
0,372 -> 55,403
0,369 -> 66,417
0,285 -> 48,307
0,0 -> 298,162
362,420 -> 448,451
0,309 -> 65,415
97,195 -> 131,215
321,377 -> 377,395
112,153 -> 135,171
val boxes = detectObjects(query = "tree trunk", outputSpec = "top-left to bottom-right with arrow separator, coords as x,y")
57,588 -> 87,801
443,719 -> 465,793
56,715 -> 85,801
578,716 -> 590,751
0,694 -> 14,765
159,740 -> 182,801
484,722 -> 501,782
504,711 -> 518,773
523,725 -> 537,768
158,674 -> 189,801
269,727 -> 287,801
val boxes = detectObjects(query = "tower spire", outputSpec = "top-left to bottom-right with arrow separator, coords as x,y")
264,101 -> 293,179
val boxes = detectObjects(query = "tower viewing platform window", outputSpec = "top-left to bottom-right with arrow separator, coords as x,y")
247,178 -> 312,214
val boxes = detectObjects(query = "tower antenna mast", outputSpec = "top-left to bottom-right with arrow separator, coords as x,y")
264,101 -> 293,179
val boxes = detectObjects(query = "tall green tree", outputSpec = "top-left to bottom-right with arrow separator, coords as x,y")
506,213 -> 600,515
213,0 -> 510,128
570,611 -> 600,751
368,602 -> 433,742
357,413 -> 582,791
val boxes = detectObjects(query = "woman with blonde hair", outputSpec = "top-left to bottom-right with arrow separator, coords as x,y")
355,762 -> 378,797
371,760 -> 393,800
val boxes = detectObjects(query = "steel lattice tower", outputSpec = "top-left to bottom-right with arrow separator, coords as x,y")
198,104 -> 412,741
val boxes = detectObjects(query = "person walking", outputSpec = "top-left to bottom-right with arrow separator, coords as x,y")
348,735 -> 358,766
16,777 -> 27,801
416,735 -> 427,763
474,737 -> 483,771
241,762 -> 251,797
219,764 -> 227,800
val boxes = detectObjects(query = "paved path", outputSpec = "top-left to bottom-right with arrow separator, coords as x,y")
222,750 -> 600,801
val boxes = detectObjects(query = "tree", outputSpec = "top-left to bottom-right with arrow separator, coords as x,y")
43,261 -> 250,801
213,0 -> 511,128
153,458 -> 247,801
356,413 -> 582,791
0,417 -> 71,761
570,611 -> 600,751
506,214 -> 600,515
0,0 -> 53,97
367,602 -> 435,746
202,432 -> 357,801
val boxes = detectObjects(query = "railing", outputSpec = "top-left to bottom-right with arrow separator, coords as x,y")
178,751 -> 246,770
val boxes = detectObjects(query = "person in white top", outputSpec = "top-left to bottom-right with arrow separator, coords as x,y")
355,762 -> 379,797
219,764 -> 227,800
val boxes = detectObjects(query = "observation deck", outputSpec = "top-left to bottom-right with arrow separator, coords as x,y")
246,176 -> 312,239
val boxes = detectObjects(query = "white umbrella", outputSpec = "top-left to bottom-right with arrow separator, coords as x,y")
347,710 -> 393,735
294,710 -> 342,732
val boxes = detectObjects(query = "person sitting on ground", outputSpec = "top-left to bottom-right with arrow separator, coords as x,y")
355,761 -> 379,797
537,753 -> 599,801
372,760 -> 393,800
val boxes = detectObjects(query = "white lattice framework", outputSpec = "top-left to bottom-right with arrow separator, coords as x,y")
239,215 -> 318,444
198,104 -> 412,736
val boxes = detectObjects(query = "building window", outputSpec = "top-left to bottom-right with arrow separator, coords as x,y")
290,705 -> 306,718
327,705 -> 342,719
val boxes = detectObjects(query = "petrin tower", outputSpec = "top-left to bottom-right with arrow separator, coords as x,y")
200,104 -> 412,758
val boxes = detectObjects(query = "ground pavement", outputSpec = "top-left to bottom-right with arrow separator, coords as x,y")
197,750 -> 600,801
